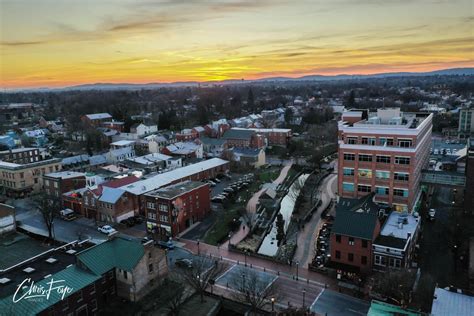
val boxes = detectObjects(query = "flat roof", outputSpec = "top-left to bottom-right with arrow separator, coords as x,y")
120,158 -> 228,195
146,180 -> 207,199
431,287 -> 474,316
111,140 -> 135,146
0,147 -> 38,154
44,171 -> 85,179
380,212 -> 420,240
232,127 -> 291,133
0,158 -> 61,170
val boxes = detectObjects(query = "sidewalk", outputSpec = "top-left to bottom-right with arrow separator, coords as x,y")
293,173 -> 337,267
181,238 -> 337,289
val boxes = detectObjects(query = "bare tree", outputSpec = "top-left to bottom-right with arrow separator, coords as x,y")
175,255 -> 224,303
370,270 -> 416,307
230,267 -> 280,315
33,192 -> 61,241
164,278 -> 187,316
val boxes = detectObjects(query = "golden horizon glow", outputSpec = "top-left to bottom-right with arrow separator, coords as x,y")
1,0 -> 473,89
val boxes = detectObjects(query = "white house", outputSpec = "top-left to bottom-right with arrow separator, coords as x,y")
131,123 -> 158,137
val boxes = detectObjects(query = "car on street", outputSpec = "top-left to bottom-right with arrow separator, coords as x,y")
428,208 -> 436,221
156,240 -> 175,250
120,217 -> 135,227
98,225 -> 117,235
175,258 -> 193,269
59,208 -> 77,221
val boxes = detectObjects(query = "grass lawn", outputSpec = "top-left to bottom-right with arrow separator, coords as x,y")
259,169 -> 280,182
204,207 -> 241,245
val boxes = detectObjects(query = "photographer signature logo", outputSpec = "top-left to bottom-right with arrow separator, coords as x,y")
13,278 -> 73,303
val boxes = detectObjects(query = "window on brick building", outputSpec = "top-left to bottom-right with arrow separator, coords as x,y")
343,153 -> 355,161
361,256 -> 367,265
348,237 -> 355,246
376,155 -> 391,163
335,251 -> 341,259
362,240 -> 368,248
348,253 -> 354,262
336,235 -> 341,243
358,154 -> 372,162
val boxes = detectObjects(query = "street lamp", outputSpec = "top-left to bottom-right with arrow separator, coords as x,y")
197,239 -> 200,255
242,273 -> 246,291
302,288 -> 306,308
296,261 -> 299,280
271,297 -> 275,313
244,250 -> 248,267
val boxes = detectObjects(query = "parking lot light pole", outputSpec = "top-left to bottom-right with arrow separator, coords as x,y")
271,297 -> 275,313
302,288 -> 306,308
197,239 -> 200,255
244,250 -> 248,267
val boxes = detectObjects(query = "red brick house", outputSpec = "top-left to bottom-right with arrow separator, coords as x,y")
81,113 -> 113,127
143,181 -> 210,238
176,128 -> 198,141
42,171 -> 86,200
223,128 -> 265,148
329,194 -> 383,276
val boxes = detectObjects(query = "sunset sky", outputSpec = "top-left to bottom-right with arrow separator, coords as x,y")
1,0 -> 473,89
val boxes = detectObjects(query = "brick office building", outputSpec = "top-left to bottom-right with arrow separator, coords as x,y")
337,108 -> 432,212
43,171 -> 86,199
330,194 -> 382,275
143,181 -> 210,238
0,147 -> 41,164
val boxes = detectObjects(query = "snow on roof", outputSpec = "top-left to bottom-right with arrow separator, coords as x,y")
89,155 -> 107,166
109,147 -> 133,157
85,113 -> 112,120
128,153 -> 172,165
232,127 -> 291,133
0,161 -> 21,168
98,187 -> 125,204
120,158 -> 229,194
165,142 -> 200,155
431,287 -> 474,316
110,140 -> 135,147
380,212 -> 420,240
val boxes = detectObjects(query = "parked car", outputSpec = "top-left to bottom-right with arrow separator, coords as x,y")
175,258 -> 193,269
213,178 -> 221,183
156,240 -> 175,250
98,225 -> 117,235
131,216 -> 143,224
428,208 -> 436,221
120,218 -> 135,227
59,208 -> 76,221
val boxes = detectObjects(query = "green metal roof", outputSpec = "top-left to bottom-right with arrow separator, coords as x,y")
77,237 -> 144,275
332,194 -> 380,240
368,300 -> 423,316
0,265 -> 100,316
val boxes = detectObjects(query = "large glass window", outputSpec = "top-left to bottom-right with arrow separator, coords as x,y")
398,139 -> 412,148
344,153 -> 355,161
359,154 -> 372,162
357,184 -> 371,192
376,155 -> 391,163
375,170 -> 390,180
347,137 -> 358,144
395,157 -> 410,165
343,182 -> 355,192
394,172 -> 409,181
393,188 -> 409,197
358,169 -> 372,178
343,168 -> 354,176
375,186 -> 389,195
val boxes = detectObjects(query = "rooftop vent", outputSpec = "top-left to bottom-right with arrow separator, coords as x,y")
45,257 -> 58,264
66,249 -> 77,255
23,267 -> 35,274
0,277 -> 11,285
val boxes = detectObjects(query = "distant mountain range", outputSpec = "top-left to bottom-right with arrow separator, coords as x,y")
7,67 -> 474,92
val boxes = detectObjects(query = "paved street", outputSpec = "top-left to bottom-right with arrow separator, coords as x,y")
293,171 -> 337,267
310,290 -> 370,316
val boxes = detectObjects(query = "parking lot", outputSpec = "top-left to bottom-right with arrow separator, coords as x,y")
209,173 -> 255,204
215,264 -> 277,291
